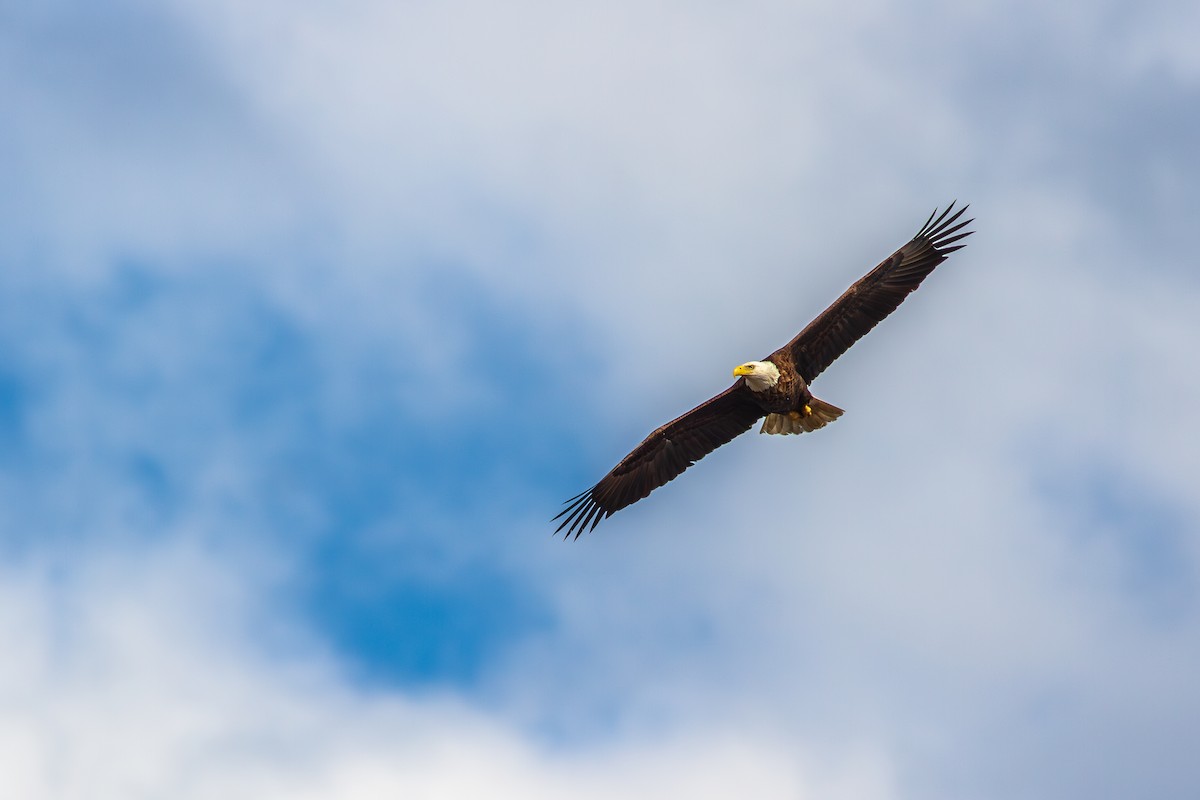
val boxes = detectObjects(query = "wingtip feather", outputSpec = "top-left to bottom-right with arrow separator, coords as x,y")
916,202 -> 974,251
553,483 -> 616,539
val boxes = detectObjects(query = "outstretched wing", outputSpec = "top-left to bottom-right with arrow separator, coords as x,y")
554,383 -> 763,539
784,202 -> 973,383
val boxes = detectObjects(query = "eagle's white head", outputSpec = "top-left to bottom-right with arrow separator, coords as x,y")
732,360 -> 780,392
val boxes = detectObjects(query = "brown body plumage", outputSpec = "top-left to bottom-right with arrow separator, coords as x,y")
749,350 -> 811,414
555,203 -> 973,538
749,349 -> 845,435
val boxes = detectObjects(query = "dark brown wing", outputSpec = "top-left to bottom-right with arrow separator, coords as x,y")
783,202 -> 973,383
554,382 -> 764,539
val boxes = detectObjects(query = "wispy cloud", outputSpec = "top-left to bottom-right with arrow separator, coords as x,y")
1,1 -> 1198,798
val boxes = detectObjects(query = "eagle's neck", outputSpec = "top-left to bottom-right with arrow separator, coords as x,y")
743,360 -> 780,392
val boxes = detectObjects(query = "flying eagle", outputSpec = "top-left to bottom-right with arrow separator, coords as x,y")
554,202 -> 973,539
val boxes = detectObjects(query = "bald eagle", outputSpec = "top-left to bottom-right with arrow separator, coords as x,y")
555,202 -> 973,538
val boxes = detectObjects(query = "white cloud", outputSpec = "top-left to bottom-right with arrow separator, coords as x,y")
3,1 -> 1200,798
0,545 -> 893,800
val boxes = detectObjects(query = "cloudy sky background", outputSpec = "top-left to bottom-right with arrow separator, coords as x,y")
2,1 -> 1199,797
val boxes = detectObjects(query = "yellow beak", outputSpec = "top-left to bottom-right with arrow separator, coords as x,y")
732,364 -> 753,377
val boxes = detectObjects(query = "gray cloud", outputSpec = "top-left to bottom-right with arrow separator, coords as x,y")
1,1 -> 1198,798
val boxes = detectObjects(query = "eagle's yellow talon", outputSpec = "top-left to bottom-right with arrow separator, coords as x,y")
804,404 -> 812,415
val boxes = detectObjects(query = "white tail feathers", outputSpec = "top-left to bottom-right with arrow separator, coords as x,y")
760,398 -> 845,435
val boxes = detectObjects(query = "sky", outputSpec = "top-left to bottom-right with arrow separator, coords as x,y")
1,1 -> 1199,798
